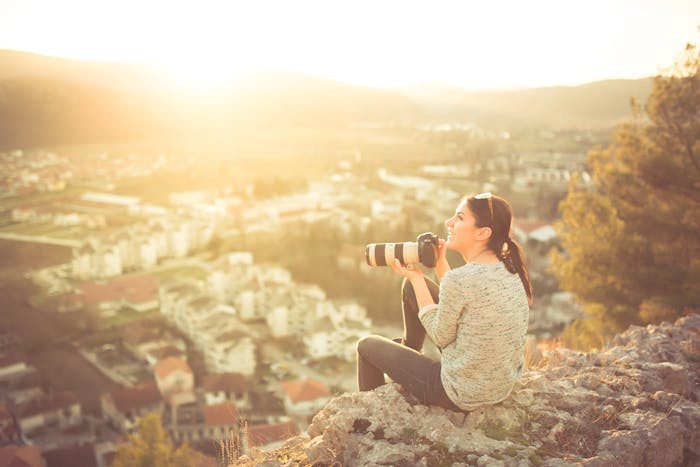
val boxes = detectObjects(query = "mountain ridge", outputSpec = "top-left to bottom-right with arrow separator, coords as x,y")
0,49 -> 654,150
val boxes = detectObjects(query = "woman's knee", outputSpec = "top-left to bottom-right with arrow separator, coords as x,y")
357,335 -> 386,357
402,276 -> 439,303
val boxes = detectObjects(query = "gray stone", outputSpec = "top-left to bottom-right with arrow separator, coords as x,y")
234,315 -> 700,466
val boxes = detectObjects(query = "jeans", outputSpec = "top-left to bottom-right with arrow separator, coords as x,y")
356,277 -> 463,412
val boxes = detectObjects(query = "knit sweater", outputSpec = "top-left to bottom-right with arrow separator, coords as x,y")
418,261 -> 530,410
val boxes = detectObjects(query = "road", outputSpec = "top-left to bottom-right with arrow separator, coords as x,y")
0,232 -> 80,247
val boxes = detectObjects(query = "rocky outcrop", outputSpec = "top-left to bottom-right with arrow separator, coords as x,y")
237,314 -> 700,466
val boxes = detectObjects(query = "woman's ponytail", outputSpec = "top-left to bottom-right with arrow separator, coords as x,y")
468,193 -> 534,305
500,238 -> 533,305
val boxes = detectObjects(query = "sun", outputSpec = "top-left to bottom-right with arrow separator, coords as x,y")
158,50 -> 250,93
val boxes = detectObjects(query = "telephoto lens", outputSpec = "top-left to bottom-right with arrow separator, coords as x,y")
365,232 -> 439,268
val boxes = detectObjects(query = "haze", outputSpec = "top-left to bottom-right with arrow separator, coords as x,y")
2,0 -> 699,91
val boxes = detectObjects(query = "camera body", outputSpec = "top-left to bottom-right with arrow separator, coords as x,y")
365,232 -> 439,268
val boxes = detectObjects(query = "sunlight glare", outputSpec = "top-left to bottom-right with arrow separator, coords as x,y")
160,52 -> 248,92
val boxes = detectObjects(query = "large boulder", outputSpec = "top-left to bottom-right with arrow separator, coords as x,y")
236,314 -> 700,466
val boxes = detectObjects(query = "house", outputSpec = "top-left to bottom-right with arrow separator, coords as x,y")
512,167 -> 571,191
0,366 -> 43,406
266,306 -> 292,338
153,357 -> 196,406
0,353 -> 29,379
203,402 -> 238,440
304,328 -> 368,362
201,373 -> 251,410
158,281 -> 201,321
203,331 -> 256,376
512,218 -> 557,249
16,391 -> 81,436
165,401 -> 238,444
279,378 -> 331,419
244,420 -> 300,452
71,239 -> 122,280
122,320 -> 187,367
100,381 -> 163,433
0,445 -> 44,467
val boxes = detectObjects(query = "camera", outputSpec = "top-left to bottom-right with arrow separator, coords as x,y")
365,232 -> 439,268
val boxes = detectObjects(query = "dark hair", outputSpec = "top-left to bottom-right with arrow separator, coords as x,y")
466,194 -> 533,304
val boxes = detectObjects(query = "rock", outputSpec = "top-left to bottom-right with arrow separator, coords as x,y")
235,315 -> 700,466
304,436 -> 333,464
669,399 -> 700,456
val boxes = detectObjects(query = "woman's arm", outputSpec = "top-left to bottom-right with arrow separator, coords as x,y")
415,272 -> 461,348
391,260 -> 461,348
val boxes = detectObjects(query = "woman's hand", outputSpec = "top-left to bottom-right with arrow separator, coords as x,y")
391,259 -> 424,281
436,238 -> 448,265
434,238 -> 451,283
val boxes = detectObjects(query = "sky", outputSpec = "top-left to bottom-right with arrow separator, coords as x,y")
1,0 -> 699,90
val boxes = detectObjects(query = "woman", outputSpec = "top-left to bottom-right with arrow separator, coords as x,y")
356,192 -> 532,412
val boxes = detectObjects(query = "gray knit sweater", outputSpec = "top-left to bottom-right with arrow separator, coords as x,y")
418,261 -> 530,410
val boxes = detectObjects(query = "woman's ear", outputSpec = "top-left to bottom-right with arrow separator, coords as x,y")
476,227 -> 492,241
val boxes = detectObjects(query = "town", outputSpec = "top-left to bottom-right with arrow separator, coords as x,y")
0,125 -> 593,465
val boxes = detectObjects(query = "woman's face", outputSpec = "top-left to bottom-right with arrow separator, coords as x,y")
444,199 -> 483,254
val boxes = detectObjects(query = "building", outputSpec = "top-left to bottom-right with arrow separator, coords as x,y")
203,402 -> 238,440
244,421 -> 300,452
165,401 -> 238,444
15,391 -> 81,436
204,331 -> 256,376
0,353 -> 29,379
100,381 -> 163,433
0,365 -> 43,406
153,357 -> 196,406
201,373 -> 251,410
279,378 -> 330,419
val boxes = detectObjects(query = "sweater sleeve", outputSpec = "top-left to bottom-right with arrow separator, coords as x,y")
417,270 -> 464,348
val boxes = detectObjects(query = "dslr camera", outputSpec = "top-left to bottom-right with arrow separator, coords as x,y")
365,232 -> 439,268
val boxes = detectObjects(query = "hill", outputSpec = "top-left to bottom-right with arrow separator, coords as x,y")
397,78 -> 653,128
0,50 -> 423,150
0,49 -> 654,150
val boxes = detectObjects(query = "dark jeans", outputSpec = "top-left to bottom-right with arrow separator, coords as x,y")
356,277 -> 463,412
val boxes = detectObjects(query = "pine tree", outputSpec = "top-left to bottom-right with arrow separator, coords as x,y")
551,42 -> 700,349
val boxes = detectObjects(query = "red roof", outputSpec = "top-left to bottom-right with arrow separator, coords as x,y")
201,373 -> 248,393
79,274 -> 159,306
154,357 -> 192,380
17,391 -> 79,419
203,402 -> 237,427
513,218 -> 550,234
0,445 -> 43,467
281,378 -> 330,403
246,421 -> 300,448
105,381 -> 161,413
42,445 -> 97,467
